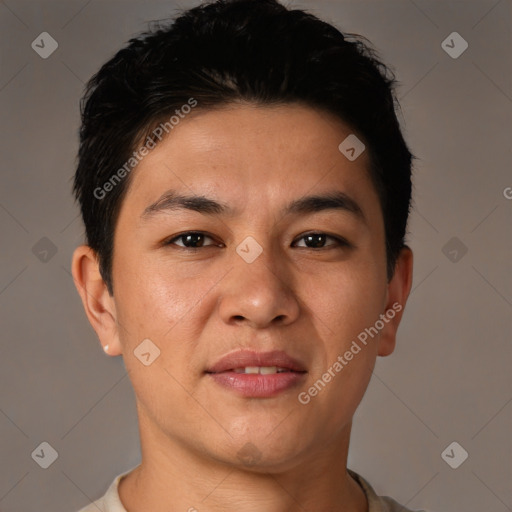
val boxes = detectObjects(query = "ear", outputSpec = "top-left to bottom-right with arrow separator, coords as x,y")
377,246 -> 414,357
71,245 -> 122,356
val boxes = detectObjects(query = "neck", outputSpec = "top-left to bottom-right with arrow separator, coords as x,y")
119,413 -> 367,512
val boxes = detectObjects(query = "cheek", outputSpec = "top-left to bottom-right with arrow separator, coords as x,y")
305,263 -> 386,342
112,259 -> 211,418
299,262 -> 385,417
301,273 -> 382,431
113,253 -> 217,345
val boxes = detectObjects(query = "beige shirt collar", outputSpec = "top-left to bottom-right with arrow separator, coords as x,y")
79,466 -> 422,512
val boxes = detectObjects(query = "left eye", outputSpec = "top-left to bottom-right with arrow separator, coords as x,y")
293,232 -> 346,249
166,232 -> 219,249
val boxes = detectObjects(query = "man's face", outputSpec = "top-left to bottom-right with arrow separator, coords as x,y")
107,104 -> 402,469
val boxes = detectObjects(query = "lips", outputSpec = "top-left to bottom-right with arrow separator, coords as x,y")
206,349 -> 307,374
205,350 -> 307,398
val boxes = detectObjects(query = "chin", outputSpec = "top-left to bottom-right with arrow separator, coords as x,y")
208,428 -> 311,472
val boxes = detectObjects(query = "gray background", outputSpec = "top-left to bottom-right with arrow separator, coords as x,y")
0,1 -> 511,511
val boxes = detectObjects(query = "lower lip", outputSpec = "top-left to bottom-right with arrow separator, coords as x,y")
207,371 -> 306,398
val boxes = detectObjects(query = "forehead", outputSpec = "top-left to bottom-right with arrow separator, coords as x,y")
119,103 -> 380,224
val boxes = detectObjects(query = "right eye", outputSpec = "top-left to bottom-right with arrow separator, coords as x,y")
164,231 -> 221,250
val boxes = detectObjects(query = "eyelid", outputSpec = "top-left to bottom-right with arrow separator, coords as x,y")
165,231 -> 222,248
292,232 -> 351,248
164,230 -> 351,250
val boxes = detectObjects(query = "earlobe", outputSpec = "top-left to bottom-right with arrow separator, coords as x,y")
71,245 -> 122,356
377,246 -> 414,357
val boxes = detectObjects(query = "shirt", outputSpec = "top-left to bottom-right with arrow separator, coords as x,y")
76,466 -> 426,512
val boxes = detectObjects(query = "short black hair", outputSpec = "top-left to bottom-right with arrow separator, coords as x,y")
73,0 -> 415,296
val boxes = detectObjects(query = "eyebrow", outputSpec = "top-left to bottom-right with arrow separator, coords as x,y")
140,189 -> 365,223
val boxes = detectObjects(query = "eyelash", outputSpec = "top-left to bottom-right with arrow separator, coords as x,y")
164,231 -> 351,250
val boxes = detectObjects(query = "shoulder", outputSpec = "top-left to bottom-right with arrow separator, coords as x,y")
76,495 -> 106,512
379,494 -> 428,512
74,467 -> 135,512
348,469 -> 428,512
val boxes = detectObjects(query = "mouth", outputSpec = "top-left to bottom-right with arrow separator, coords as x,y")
230,366 -> 294,374
205,350 -> 307,398
206,349 -> 307,374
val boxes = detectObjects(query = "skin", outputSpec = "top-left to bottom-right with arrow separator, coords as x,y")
72,103 -> 413,512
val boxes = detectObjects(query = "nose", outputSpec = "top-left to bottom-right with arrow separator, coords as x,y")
217,240 -> 301,329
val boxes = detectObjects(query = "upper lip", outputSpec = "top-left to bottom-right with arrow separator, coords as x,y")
206,350 -> 307,373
